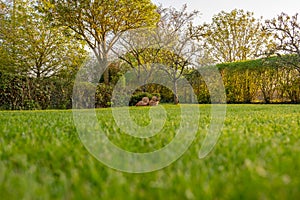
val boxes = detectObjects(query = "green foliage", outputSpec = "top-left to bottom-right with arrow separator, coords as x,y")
0,0 -> 86,78
1,105 -> 300,199
0,72 -> 76,110
41,0 -> 160,84
0,0 -> 86,110
193,9 -> 271,63
95,83 -> 113,108
188,56 -> 300,104
1,2 -> 300,110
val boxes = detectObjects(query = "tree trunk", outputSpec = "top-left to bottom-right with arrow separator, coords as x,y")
103,70 -> 109,85
96,49 -> 110,85
173,80 -> 179,104
103,55 -> 109,85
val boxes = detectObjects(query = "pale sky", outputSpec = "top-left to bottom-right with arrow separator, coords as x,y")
152,0 -> 300,24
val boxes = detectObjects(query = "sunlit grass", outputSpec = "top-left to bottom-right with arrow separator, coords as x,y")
0,105 -> 300,199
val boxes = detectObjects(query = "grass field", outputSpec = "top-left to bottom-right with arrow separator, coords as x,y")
0,104 -> 300,199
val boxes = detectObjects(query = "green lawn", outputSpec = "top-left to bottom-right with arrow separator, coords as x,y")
0,105 -> 300,199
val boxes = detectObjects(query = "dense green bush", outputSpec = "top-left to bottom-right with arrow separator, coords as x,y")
217,58 -> 300,103
186,57 -> 300,104
95,83 -> 113,108
0,72 -> 75,110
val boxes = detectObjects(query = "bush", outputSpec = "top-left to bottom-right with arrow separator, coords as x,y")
95,83 -> 113,108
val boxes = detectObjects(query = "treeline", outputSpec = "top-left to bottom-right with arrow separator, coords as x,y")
188,57 -> 300,104
2,56 -> 299,110
126,56 -> 300,104
1,1 -> 300,110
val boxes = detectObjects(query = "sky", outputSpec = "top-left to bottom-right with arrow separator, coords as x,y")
152,0 -> 300,24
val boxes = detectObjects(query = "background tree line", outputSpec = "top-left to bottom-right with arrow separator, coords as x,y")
1,0 -> 300,110
186,56 -> 300,104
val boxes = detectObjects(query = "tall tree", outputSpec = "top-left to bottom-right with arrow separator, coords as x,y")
116,28 -> 164,92
264,13 -> 300,73
0,0 -> 86,78
41,0 -> 160,85
0,0 -> 87,109
192,9 -> 271,63
116,5 -> 199,104
157,5 -> 199,104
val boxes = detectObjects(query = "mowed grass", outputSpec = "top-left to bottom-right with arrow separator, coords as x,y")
0,104 -> 300,200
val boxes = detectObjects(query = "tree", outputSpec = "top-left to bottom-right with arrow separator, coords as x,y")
0,0 -> 87,109
157,5 -> 199,104
192,9 -> 271,63
117,29 -> 160,91
0,0 -> 86,78
41,0 -> 160,85
0,0 -> 15,72
264,13 -> 300,73
116,5 -> 199,104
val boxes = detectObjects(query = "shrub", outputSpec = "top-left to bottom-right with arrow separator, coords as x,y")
95,83 -> 113,108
